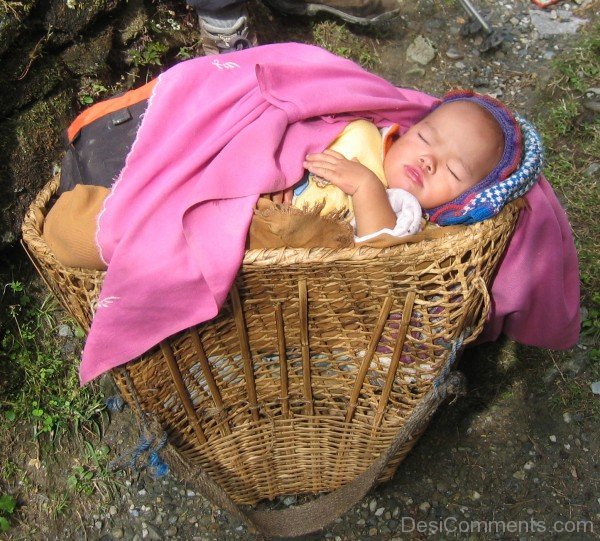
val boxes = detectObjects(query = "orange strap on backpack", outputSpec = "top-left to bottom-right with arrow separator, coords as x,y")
67,79 -> 157,142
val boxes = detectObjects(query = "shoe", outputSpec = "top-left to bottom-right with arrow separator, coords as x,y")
264,0 -> 401,26
197,4 -> 258,55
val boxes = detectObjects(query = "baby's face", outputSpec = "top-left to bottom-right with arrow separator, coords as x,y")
384,101 -> 504,210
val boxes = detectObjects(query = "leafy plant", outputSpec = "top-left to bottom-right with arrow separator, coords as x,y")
129,41 -> 169,68
67,465 -> 95,495
50,492 -> 70,519
0,494 -> 17,532
176,46 -> 194,60
66,443 -> 114,498
79,83 -> 108,105
0,279 -> 104,441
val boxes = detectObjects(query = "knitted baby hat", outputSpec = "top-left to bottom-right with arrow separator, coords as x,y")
426,90 -> 544,226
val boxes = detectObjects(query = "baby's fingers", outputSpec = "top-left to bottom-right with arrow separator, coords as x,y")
306,149 -> 346,165
320,149 -> 345,160
303,156 -> 337,174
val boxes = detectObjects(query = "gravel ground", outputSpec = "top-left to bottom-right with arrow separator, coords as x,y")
5,0 -> 599,539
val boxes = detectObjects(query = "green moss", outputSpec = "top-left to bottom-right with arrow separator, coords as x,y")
0,88 -> 74,247
60,26 -> 113,77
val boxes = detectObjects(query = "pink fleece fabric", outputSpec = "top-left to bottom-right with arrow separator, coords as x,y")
80,43 -> 580,384
478,177 -> 580,348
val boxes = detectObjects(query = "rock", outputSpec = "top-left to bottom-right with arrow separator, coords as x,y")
0,51 -> 70,118
563,412 -> 572,423
549,435 -> 557,443
165,526 -> 178,537
513,470 -> 526,480
529,9 -> 588,38
544,366 -> 559,384
583,100 -> 600,113
445,47 -> 464,60
472,491 -> 481,500
145,524 -> 162,541
419,501 -> 431,512
591,381 -> 600,395
118,0 -> 150,45
584,163 -> 600,178
556,9 -> 572,20
112,527 -> 125,540
406,66 -> 426,77
369,499 -> 377,512
45,0 -> 121,47
375,507 -> 385,516
0,87 -> 73,249
407,35 -> 436,66
58,324 -> 73,338
283,495 -> 297,506
0,2 -> 36,57
564,352 -> 588,376
60,27 -> 114,77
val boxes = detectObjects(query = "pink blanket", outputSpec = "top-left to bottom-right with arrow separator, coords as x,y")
479,177 -> 580,348
80,43 -> 579,384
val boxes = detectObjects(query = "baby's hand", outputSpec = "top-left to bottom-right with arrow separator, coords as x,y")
304,150 -> 380,195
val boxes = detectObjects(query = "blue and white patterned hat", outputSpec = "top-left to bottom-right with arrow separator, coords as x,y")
426,91 -> 544,226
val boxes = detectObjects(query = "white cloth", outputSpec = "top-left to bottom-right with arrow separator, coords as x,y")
353,188 -> 422,242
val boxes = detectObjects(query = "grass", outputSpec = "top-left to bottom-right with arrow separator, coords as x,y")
535,24 -> 600,297
0,266 -> 117,535
311,20 -> 380,69
533,23 -> 600,419
0,279 -> 105,441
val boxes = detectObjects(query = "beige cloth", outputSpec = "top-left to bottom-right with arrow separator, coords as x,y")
43,185 -> 109,270
43,186 -> 463,269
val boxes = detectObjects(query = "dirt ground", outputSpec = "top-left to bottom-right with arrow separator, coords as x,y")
1,0 -> 598,540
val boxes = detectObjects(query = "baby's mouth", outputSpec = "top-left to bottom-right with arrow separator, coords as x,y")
404,165 -> 423,187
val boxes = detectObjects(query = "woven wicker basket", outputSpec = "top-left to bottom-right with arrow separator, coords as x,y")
22,177 -> 521,519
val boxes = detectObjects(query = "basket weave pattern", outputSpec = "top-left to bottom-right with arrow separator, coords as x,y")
22,177 -> 521,505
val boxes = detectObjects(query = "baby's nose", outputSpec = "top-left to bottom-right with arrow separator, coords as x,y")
419,155 -> 436,173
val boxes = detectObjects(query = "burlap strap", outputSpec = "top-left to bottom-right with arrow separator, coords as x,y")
174,371 -> 467,539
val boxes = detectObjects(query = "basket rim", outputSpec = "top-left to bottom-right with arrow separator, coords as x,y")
23,176 -> 524,271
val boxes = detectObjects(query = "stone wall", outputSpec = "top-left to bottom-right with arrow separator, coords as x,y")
0,0 -> 194,251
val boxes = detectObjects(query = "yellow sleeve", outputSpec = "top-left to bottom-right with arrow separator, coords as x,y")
293,120 -> 387,216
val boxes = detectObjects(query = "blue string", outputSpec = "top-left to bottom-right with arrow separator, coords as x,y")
147,431 -> 169,478
105,395 -> 125,412
433,330 -> 467,400
108,414 -> 170,478
148,451 -> 170,478
129,434 -> 152,469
